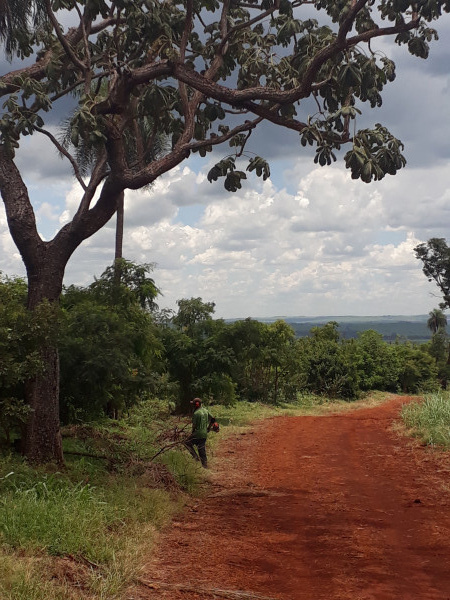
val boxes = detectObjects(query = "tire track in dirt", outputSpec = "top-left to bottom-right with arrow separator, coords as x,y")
134,397 -> 450,600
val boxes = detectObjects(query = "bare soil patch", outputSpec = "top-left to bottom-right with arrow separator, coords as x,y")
132,396 -> 450,600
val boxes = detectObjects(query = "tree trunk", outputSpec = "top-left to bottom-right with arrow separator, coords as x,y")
23,261 -> 66,464
1,148 -> 123,463
112,190 -> 125,307
115,191 -> 124,262
24,345 -> 63,464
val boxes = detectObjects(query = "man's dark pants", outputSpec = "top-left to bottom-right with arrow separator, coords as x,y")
185,437 -> 208,467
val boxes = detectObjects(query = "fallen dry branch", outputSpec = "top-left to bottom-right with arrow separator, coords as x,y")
149,438 -> 189,462
137,579 -> 280,600
66,553 -> 101,570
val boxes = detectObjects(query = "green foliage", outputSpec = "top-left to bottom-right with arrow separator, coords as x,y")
0,276 -> 42,395
0,394 -> 208,597
208,155 -> 270,190
394,341 -> 439,393
89,260 -> 161,311
215,318 -> 301,404
160,450 -> 201,494
0,475 -> 122,561
0,398 -> 31,448
193,373 -> 237,407
2,0 -> 448,182
172,297 -> 216,334
1,0 -> 449,464
1,262 -> 449,433
427,308 -> 447,334
299,323 -> 360,399
415,238 -> 450,310
58,262 -> 164,423
287,323 -> 441,399
344,124 -> 406,183
163,299 -> 236,410
347,330 -> 402,392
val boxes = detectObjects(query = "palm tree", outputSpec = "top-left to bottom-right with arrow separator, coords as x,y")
427,308 -> 447,335
112,120 -> 168,283
60,106 -> 168,282
0,0 -> 45,57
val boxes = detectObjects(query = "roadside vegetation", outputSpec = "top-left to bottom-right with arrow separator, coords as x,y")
0,398 -> 198,600
401,392 -> 450,448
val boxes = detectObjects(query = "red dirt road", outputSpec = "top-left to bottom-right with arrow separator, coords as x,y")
136,397 -> 450,600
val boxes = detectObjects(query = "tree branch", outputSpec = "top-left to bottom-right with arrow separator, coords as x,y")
178,0 -> 194,115
337,0 -> 370,44
221,0 -> 280,50
72,151 -> 108,221
0,17 -> 121,96
34,126 -> 87,191
0,148 -> 43,265
186,116 -> 264,152
44,0 -> 87,73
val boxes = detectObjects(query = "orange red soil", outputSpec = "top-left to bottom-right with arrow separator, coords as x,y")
136,397 -> 450,600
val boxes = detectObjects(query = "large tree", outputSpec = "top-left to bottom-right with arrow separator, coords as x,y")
1,0 -> 448,462
415,238 -> 450,309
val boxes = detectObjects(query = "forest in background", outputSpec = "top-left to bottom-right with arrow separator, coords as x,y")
2,259 -> 448,452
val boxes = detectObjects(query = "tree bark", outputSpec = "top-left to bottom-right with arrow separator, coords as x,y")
24,344 -> 63,464
115,191 -> 124,262
113,190 -> 125,303
22,257 -> 66,464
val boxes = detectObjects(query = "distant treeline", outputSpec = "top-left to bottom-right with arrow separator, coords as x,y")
289,321 -> 430,342
227,317 -> 431,342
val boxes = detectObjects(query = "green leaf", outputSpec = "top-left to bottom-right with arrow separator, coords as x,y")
338,63 -> 362,88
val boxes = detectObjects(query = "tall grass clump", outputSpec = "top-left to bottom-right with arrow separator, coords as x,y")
401,393 -> 450,447
0,473 -> 123,561
161,450 -> 201,494
0,462 -> 181,599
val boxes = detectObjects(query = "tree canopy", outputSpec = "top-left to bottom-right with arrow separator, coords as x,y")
415,238 -> 450,310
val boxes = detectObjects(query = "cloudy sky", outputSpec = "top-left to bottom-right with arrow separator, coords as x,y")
1,9 -> 450,319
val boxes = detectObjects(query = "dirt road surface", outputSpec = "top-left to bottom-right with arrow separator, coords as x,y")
134,397 -> 450,600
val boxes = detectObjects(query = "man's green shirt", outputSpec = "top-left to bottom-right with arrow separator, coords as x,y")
191,406 -> 213,439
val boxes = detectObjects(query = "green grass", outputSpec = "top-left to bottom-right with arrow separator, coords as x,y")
401,392 -> 450,447
0,475 -> 121,560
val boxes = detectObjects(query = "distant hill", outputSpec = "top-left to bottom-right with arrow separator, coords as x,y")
230,315 -> 432,342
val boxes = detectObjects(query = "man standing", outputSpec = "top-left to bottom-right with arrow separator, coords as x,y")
185,398 -> 216,468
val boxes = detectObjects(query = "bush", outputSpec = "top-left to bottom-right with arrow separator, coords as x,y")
299,324 -> 360,400
59,287 -> 163,423
348,330 -> 402,391
394,342 -> 439,394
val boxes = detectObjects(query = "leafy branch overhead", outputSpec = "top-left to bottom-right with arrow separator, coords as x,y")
1,0 -> 448,198
207,156 -> 270,192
